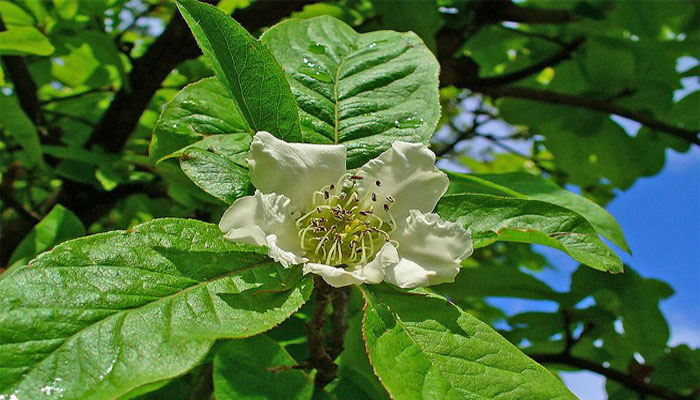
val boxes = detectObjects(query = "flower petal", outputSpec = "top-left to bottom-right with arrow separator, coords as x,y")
248,131 -> 347,211
355,142 -> 448,220
219,191 -> 306,267
303,263 -> 366,287
385,210 -> 472,288
352,242 -> 399,284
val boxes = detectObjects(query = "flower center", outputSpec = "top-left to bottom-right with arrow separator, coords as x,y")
296,174 -> 397,267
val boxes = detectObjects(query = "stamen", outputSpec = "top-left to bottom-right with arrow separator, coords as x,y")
296,174 -> 397,267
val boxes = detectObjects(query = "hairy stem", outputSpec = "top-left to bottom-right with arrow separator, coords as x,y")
305,276 -> 338,388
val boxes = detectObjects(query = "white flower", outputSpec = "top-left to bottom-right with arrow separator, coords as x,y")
219,131 -> 473,288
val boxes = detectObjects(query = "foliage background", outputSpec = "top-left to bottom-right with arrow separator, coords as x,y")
0,0 -> 698,399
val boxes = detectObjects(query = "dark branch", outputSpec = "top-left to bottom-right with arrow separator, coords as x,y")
0,16 -> 41,123
479,86 -> 700,145
40,87 -> 113,105
88,0 -> 312,152
530,353 -> 693,400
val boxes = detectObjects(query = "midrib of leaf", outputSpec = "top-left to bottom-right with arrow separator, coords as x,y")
7,259 -> 274,390
332,55 -> 349,144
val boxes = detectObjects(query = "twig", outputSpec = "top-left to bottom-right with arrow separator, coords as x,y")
481,86 -> 700,145
43,110 -> 97,127
497,25 -> 568,46
40,87 -> 113,105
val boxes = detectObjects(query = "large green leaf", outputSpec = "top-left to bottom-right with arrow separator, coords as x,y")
361,285 -> 576,400
0,219 -> 311,400
213,335 -> 314,400
149,77 -> 251,164
0,26 -> 54,56
260,16 -> 440,167
6,204 -> 85,270
176,0 -> 301,142
446,171 -> 630,252
436,193 -> 623,273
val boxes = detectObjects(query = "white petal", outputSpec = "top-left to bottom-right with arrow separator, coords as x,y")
219,191 -> 306,267
265,234 -> 307,267
355,142 -> 448,220
248,131 -> 347,211
352,242 -> 399,284
303,263 -> 366,287
385,210 -> 472,288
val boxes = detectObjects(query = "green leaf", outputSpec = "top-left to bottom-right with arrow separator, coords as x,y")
0,26 -> 54,56
149,77 -> 251,164
180,147 -> 252,204
213,335 -> 314,400
446,171 -> 630,252
176,0 -> 301,142
0,94 -> 42,166
436,193 -> 623,273
260,16 -> 440,167
361,285 -> 576,400
6,204 -> 85,270
0,218 -> 312,399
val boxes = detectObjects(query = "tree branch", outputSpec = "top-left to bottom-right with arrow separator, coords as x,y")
87,0 -> 312,152
530,353 -> 693,400
479,86 -> 700,145
0,16 -> 41,123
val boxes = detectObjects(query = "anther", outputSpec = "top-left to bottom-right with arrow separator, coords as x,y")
375,180 -> 381,186
329,184 -> 335,190
386,196 -> 395,203
316,207 -> 322,213
371,193 -> 377,201
324,191 -> 330,200
383,204 -> 390,211
350,175 -> 364,180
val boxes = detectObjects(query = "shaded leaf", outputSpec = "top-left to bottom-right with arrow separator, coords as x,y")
213,335 -> 314,400
150,77 -> 251,164
179,148 -> 251,204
